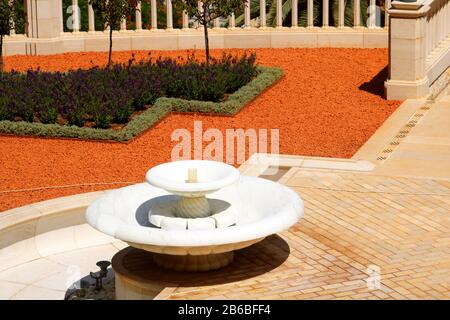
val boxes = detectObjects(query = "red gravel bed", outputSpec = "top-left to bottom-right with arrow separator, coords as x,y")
0,48 -> 401,212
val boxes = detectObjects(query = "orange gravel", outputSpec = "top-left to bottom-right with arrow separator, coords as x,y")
0,48 -> 400,212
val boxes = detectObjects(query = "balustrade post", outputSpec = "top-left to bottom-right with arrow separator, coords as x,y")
385,1 -> 430,99
244,0 -> 251,28
307,0 -> 314,27
260,0 -> 266,28
167,0 -> 173,30
182,10 -> 189,30
384,0 -> 391,28
368,0 -> 377,28
213,18 -> 220,29
120,18 -> 127,32
353,0 -> 360,27
323,0 -> 329,27
136,1 -> 143,31
338,0 -> 345,27
291,0 -> 298,27
10,17 -> 15,36
228,13 -> 236,29
151,0 -> 158,30
197,1 -> 203,29
88,4 -> 95,32
276,0 -> 282,28
72,0 -> 80,32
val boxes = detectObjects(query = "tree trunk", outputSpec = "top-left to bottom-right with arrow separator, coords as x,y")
203,21 -> 210,65
0,34 -> 4,73
108,27 -> 113,67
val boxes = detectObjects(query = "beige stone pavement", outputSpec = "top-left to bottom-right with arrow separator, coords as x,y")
162,93 -> 450,300
0,91 -> 449,300
157,93 -> 450,300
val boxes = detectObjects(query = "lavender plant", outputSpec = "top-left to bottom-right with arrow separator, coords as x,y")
0,52 -> 257,128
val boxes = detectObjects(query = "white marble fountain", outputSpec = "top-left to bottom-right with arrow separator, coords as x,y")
86,160 -> 304,273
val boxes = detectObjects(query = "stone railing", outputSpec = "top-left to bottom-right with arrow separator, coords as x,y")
385,0 -> 450,99
4,0 -> 389,56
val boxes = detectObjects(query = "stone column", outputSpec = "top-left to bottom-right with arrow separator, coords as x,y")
384,1 -> 430,100
26,0 -> 64,38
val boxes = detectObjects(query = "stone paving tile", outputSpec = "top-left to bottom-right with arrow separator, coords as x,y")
164,169 -> 450,300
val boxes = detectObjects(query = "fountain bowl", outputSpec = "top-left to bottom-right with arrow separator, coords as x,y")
86,160 -> 304,272
146,160 -> 240,197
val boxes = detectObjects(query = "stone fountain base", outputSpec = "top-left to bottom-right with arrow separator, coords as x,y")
152,251 -> 234,272
112,247 -> 235,299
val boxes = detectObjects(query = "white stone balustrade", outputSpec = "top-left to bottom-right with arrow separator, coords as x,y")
385,0 -> 450,99
5,0 -> 389,55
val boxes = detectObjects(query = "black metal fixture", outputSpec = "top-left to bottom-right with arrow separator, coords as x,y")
90,260 -> 111,291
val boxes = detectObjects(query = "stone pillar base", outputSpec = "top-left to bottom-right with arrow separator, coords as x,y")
385,77 -> 429,100
153,252 -> 234,272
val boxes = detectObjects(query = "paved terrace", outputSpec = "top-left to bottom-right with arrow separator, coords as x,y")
165,94 -> 450,299
0,95 -> 449,300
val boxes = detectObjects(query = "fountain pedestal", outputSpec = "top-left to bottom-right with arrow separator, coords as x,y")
152,251 -> 234,272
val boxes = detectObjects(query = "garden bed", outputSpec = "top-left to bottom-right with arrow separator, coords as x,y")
0,66 -> 282,141
0,48 -> 402,212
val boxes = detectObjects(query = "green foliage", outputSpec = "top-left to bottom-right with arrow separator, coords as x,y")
66,107 -> 86,127
0,96 -> 13,121
0,67 -> 283,142
234,0 -> 370,28
173,0 -> 246,24
0,0 -> 23,72
63,0 -> 105,32
89,0 -> 138,65
39,98 -> 58,124
0,0 -> 15,37
173,0 -> 247,63
0,54 -> 257,130
89,0 -> 138,30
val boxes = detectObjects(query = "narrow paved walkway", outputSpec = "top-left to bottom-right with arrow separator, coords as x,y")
354,95 -> 450,179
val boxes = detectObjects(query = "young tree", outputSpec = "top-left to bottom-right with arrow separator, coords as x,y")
89,0 -> 138,66
173,0 -> 246,65
0,0 -> 20,73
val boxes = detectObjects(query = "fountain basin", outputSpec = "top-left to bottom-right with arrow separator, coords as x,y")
86,175 -> 303,271
87,177 -> 302,248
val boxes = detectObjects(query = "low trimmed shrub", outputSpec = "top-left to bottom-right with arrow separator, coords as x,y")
0,52 -> 257,129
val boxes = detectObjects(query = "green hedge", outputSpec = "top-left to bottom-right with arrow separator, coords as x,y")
0,67 -> 283,142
